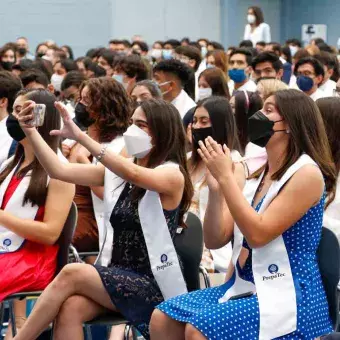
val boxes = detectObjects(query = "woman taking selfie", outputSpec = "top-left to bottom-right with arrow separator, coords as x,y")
13,98 -> 192,340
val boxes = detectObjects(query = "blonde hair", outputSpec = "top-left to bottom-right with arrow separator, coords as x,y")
305,44 -> 320,56
257,79 -> 289,101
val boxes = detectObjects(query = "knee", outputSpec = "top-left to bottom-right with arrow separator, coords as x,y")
57,295 -> 88,325
52,263 -> 85,290
150,309 -> 170,334
185,323 -> 205,340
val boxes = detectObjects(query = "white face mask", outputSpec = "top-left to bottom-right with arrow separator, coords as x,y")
247,14 -> 256,24
198,87 -> 212,100
151,49 -> 162,59
123,124 -> 152,159
51,74 -> 64,92
289,45 -> 298,57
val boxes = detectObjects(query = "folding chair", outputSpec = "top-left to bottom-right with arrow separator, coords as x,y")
84,212 -> 207,340
0,202 -> 78,337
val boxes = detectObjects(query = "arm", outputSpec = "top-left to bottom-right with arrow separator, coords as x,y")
0,179 -> 75,245
263,23 -> 271,43
244,24 -> 250,40
199,138 -> 324,248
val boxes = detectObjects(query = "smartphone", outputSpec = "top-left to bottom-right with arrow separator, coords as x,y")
229,291 -> 254,300
30,104 -> 46,127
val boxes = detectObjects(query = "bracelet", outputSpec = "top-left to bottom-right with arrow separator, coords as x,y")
96,146 -> 108,162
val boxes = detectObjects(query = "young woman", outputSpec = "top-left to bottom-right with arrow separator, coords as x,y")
0,43 -> 17,71
151,89 -> 336,340
188,96 -> 244,275
63,77 -> 130,254
130,80 -> 162,107
316,97 -> 340,241
0,89 -> 75,334
198,68 -> 230,100
13,98 -> 193,340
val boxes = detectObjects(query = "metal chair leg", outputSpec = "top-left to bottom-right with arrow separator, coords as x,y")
199,265 -> 212,288
0,303 -> 5,336
8,300 -> 16,337
124,324 -> 131,340
85,324 -> 92,340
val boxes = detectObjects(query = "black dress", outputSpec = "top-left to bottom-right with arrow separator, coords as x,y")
95,183 -> 180,339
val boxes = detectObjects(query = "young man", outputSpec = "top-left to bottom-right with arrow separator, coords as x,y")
315,51 -> 338,97
228,48 -> 257,94
0,71 -> 22,165
251,52 -> 283,82
153,59 -> 195,118
294,57 -> 326,101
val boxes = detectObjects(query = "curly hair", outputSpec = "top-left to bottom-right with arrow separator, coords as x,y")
153,59 -> 192,86
80,77 -> 132,142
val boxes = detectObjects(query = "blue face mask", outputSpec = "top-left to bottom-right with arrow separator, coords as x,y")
112,74 -> 124,84
296,75 -> 314,92
228,69 -> 247,83
162,49 -> 173,60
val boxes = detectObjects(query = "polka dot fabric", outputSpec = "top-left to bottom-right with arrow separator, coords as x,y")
157,195 -> 333,339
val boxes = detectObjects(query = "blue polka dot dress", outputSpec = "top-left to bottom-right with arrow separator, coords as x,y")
157,195 -> 333,339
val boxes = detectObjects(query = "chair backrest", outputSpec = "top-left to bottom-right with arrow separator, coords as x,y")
55,202 -> 78,275
174,212 -> 203,292
317,227 -> 340,330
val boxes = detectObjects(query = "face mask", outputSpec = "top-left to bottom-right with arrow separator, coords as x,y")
6,115 -> 26,142
296,75 -> 314,92
74,102 -> 95,128
192,127 -> 214,149
162,50 -> 173,60
198,87 -> 212,100
0,61 -> 14,71
158,81 -> 172,97
151,49 -> 162,59
248,111 -> 285,147
289,45 -> 298,57
201,46 -> 208,58
117,50 -> 127,56
18,47 -> 27,56
37,52 -> 45,58
228,69 -> 247,83
112,74 -> 124,84
206,63 -> 215,69
123,124 -> 152,159
51,74 -> 64,92
247,14 -> 256,24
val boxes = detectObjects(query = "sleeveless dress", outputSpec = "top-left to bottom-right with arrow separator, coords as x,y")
157,195 -> 333,339
0,176 -> 58,302
95,183 -> 180,339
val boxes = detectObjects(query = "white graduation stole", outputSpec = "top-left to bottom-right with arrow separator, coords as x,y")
99,161 -> 188,300
219,154 -> 317,339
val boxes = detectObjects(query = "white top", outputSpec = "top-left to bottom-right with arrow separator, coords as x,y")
171,89 -> 196,118
319,79 -> 336,97
195,60 -> 207,102
310,88 -> 326,101
244,23 -> 271,45
289,74 -> 298,90
0,116 -> 13,167
324,175 -> 340,242
228,79 -> 257,96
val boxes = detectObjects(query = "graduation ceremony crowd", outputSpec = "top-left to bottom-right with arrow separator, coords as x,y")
1,4 -> 340,340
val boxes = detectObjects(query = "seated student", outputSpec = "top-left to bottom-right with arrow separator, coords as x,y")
97,49 -> 116,77
228,48 -> 257,95
20,69 -> 52,91
13,98 -> 192,340
0,88 -> 74,335
294,56 -> 326,101
151,89 -> 336,339
112,54 -> 150,95
188,96 -> 244,276
130,80 -> 162,107
251,51 -> 283,83
257,78 -> 289,101
153,59 -> 196,118
316,97 -> 340,241
51,59 -> 78,94
60,70 -> 87,108
0,72 -> 22,166
255,41 -> 266,53
65,77 -> 130,254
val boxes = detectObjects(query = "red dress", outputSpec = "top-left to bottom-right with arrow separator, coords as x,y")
0,176 -> 59,301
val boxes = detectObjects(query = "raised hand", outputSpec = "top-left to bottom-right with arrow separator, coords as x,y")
15,100 -> 36,130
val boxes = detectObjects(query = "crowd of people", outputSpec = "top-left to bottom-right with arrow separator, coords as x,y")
0,4 -> 340,340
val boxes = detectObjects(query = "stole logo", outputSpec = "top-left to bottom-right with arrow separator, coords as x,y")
156,254 -> 173,271
0,238 -> 11,251
262,264 -> 285,281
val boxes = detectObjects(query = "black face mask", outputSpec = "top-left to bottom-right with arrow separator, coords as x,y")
1,61 -> 14,71
6,114 -> 26,142
74,102 -> 95,128
192,127 -> 214,149
36,52 -> 45,58
248,111 -> 284,148
18,47 -> 27,56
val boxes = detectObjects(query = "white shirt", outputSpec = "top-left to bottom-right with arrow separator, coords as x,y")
0,116 -> 13,167
171,89 -> 196,118
244,23 -> 271,45
228,79 -> 257,96
195,60 -> 207,102
319,79 -> 336,97
310,88 -> 326,101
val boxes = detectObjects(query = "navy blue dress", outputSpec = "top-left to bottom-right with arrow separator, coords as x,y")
95,183 -> 180,339
157,195 -> 333,339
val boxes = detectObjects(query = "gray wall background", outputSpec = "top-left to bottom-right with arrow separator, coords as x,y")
0,0 -> 339,57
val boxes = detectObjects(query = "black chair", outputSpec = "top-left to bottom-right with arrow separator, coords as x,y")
84,212 -> 206,340
317,227 -> 340,331
0,202 -> 78,337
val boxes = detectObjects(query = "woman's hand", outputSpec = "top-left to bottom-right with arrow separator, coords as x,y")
15,100 -> 36,131
198,137 -> 234,183
50,102 -> 83,141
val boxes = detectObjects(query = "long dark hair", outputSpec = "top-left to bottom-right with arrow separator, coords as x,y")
234,91 -> 263,153
249,6 -> 264,26
199,68 -> 230,99
190,96 -> 241,171
131,99 -> 193,226
253,89 -> 336,207
0,89 -> 61,207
